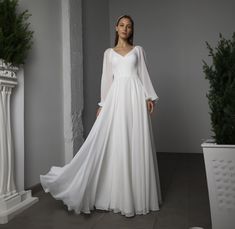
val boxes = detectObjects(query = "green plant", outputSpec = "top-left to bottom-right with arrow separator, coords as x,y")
0,0 -> 34,67
202,32 -> 235,144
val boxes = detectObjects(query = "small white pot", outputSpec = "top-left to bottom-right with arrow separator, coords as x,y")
201,139 -> 235,229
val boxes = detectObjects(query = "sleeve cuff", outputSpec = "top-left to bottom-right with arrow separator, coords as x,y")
145,96 -> 159,104
98,102 -> 104,107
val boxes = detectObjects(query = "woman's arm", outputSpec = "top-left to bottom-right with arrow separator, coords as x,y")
97,48 -> 113,107
137,46 -> 159,105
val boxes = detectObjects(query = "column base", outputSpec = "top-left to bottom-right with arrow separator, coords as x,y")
0,190 -> 39,224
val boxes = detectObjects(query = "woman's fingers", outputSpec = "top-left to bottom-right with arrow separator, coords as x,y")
147,100 -> 154,114
96,107 -> 101,117
150,102 -> 153,114
150,103 -> 154,113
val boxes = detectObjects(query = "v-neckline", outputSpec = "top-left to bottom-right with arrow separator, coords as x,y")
111,46 -> 137,58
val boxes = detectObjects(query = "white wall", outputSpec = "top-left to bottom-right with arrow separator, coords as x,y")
18,0 -> 109,189
109,0 -> 235,153
19,0 -> 64,188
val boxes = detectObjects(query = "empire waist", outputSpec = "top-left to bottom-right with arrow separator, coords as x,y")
113,74 -> 139,80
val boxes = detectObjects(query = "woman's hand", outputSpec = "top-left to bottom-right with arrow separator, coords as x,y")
96,106 -> 102,117
147,99 -> 155,114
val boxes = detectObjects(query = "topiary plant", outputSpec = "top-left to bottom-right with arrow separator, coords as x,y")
202,32 -> 235,144
0,0 -> 34,67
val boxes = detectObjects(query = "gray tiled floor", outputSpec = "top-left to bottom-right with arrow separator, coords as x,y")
0,153 -> 212,229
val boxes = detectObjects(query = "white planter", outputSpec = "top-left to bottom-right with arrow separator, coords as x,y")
201,139 -> 235,229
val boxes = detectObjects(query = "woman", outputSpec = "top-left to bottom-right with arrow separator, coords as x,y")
40,14 -> 162,217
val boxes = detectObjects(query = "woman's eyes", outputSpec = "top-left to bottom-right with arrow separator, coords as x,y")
120,24 -> 131,28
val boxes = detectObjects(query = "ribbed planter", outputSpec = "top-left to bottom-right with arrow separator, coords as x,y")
201,139 -> 235,229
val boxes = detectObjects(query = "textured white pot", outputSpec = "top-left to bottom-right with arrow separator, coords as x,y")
201,139 -> 235,229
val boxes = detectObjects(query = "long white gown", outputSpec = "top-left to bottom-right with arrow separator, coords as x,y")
40,45 -> 162,217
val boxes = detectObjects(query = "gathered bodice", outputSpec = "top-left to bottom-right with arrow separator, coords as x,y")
110,46 -> 139,79
97,45 -> 159,107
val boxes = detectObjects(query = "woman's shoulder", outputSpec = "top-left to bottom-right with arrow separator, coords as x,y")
104,48 -> 111,53
135,45 -> 144,54
102,48 -> 112,57
135,45 -> 146,53
134,45 -> 142,49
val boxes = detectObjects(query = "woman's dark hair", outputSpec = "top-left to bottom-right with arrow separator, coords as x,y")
114,15 -> 134,46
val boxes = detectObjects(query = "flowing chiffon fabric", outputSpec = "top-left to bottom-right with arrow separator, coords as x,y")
40,45 -> 162,217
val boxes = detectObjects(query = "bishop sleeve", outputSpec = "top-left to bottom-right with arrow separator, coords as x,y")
138,46 -> 159,104
98,49 -> 113,107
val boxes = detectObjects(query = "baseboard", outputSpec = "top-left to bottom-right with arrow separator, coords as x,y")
25,183 -> 43,196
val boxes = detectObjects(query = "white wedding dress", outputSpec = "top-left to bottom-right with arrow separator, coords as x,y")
40,45 -> 162,217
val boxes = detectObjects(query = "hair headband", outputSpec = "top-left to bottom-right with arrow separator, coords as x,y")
116,14 -> 127,24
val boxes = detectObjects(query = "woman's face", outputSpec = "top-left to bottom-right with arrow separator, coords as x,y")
116,17 -> 133,40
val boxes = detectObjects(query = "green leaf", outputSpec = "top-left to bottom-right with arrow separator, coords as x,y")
0,0 -> 34,66
203,32 -> 235,144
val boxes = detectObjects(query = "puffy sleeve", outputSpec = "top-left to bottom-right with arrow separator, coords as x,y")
137,46 -> 159,104
98,48 -> 113,107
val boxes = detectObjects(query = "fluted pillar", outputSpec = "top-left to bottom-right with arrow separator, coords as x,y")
0,70 -> 18,199
0,60 -> 38,224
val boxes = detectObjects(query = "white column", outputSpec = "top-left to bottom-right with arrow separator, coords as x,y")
62,0 -> 84,164
0,60 -> 38,224
0,79 -> 17,199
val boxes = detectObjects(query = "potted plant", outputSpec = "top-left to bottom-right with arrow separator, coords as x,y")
201,32 -> 235,229
0,0 -> 34,71
0,0 -> 36,224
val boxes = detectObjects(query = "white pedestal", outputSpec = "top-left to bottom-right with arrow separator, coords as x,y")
0,60 -> 39,224
0,190 -> 38,224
